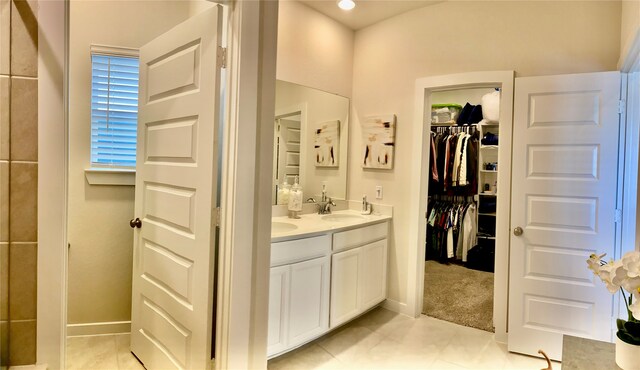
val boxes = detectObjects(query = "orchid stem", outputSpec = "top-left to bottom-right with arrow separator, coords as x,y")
621,289 -> 630,311
620,289 -> 636,322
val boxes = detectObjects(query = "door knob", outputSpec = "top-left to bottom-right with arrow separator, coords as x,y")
513,226 -> 523,236
130,218 -> 142,229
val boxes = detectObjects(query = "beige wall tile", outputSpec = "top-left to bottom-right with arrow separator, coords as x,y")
9,162 -> 36,242
0,161 -> 7,242
10,77 -> 37,161
0,0 -> 9,75
0,76 -> 8,160
0,320 -> 7,366
10,0 -> 37,77
0,243 -> 7,321
9,243 -> 36,320
8,319 -> 36,365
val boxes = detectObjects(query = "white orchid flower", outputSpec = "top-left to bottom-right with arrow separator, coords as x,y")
630,288 -> 640,320
598,260 -> 622,294
621,276 -> 640,296
621,251 -> 640,278
612,261 -> 630,287
587,253 -> 606,275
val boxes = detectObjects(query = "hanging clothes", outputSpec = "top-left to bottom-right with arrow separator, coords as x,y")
429,127 -> 479,196
425,198 -> 477,263
430,132 -> 439,182
461,203 -> 477,262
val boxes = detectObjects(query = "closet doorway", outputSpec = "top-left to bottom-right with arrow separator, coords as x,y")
408,71 -> 515,343
425,87 -> 501,332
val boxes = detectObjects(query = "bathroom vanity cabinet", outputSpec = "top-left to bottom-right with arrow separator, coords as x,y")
268,212 -> 390,358
330,223 -> 388,327
268,235 -> 331,356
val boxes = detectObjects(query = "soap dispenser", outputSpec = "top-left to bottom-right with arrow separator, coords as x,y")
288,176 -> 303,218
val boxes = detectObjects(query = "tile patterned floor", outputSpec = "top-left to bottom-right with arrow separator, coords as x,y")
268,307 -> 563,370
65,308 -> 563,370
66,334 -> 144,370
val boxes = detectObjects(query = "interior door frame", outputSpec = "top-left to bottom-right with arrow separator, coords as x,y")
619,29 -> 640,255
408,71 -> 514,343
36,1 -> 279,369
617,29 -> 640,322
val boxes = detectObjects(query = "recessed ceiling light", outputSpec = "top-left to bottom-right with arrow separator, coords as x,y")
337,0 -> 356,11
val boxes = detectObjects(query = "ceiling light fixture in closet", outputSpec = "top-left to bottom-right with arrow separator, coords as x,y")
337,0 -> 356,11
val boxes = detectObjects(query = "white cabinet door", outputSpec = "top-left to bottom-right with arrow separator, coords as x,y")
508,72 -> 620,360
330,248 -> 361,328
288,256 -> 330,347
267,265 -> 290,357
130,7 -> 222,370
330,238 -> 389,329
360,239 -> 387,309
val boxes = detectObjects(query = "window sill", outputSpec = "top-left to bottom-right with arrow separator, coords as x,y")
85,168 -> 136,186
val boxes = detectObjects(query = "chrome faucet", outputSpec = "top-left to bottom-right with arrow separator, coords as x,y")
317,189 -> 336,214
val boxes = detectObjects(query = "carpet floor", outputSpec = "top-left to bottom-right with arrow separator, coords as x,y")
422,260 -> 494,332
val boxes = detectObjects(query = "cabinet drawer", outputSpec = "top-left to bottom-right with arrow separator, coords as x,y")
271,234 -> 331,267
332,221 -> 388,252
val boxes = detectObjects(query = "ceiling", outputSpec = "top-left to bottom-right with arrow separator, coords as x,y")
296,0 -> 443,30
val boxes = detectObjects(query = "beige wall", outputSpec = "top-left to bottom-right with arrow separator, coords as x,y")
188,0 -> 215,17
349,1 -> 621,306
277,1 -> 355,98
67,1 -> 190,326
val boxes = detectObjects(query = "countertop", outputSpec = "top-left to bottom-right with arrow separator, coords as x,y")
562,335 -> 620,370
271,209 -> 391,242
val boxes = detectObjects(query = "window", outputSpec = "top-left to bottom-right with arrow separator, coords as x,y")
90,49 -> 140,168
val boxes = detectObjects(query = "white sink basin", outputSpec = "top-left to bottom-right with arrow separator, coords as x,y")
321,214 -> 366,222
272,221 -> 299,233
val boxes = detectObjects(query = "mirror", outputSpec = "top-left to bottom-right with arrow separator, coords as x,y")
273,80 -> 350,205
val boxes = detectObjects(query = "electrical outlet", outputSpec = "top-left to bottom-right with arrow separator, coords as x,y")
375,186 -> 383,199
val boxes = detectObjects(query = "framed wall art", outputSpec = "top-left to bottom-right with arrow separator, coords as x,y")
361,114 -> 396,169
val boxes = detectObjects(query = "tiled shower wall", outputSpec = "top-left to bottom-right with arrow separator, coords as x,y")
0,0 -> 38,366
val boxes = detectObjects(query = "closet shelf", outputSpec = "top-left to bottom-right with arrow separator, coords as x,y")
477,235 -> 496,240
480,170 -> 498,173
479,192 -> 496,196
478,212 -> 496,216
480,145 -> 499,149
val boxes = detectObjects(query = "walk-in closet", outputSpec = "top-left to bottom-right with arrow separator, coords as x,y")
423,86 -> 504,332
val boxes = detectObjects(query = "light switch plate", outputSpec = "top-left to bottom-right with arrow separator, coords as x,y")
375,185 -> 383,199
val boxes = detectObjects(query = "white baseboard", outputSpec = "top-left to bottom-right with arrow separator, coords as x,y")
381,298 -> 411,317
66,321 -> 131,337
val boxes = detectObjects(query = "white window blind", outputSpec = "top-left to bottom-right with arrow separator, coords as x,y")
90,53 -> 139,167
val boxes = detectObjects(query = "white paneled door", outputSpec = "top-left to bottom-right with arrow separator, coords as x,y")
508,72 -> 621,360
130,6 -> 222,370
